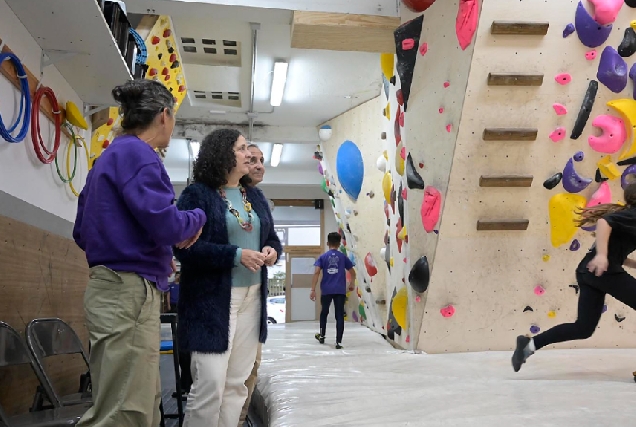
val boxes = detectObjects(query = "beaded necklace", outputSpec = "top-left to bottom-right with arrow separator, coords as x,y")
219,185 -> 253,232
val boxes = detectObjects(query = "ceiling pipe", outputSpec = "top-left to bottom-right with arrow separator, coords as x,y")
247,22 -> 260,143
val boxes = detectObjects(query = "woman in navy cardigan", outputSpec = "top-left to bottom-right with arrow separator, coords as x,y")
174,129 -> 282,427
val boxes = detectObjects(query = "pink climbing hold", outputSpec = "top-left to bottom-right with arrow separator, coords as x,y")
446,124 -> 452,133
401,187 -> 408,200
588,0 -> 624,25
415,295 -> 421,302
440,304 -> 455,318
421,186 -> 442,233
443,81 -> 450,88
553,103 -> 567,115
586,181 -> 612,207
549,127 -> 567,142
406,335 -> 411,343
534,285 -> 546,296
399,112 -> 405,127
419,42 -> 429,56
588,114 -> 626,154
456,0 -> 479,50
585,49 -> 597,60
400,147 -> 406,160
439,107 -> 444,114
402,38 -> 416,50
555,73 -> 572,85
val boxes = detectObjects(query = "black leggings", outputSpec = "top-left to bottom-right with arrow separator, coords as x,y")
534,270 -> 636,350
320,294 -> 346,343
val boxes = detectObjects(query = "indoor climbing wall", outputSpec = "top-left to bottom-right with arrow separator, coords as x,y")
317,99 -> 388,336
417,0 -> 636,353
89,15 -> 186,166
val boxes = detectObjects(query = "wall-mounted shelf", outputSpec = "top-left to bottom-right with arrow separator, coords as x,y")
483,128 -> 537,141
477,220 -> 529,231
5,0 -> 132,106
490,21 -> 549,36
479,175 -> 533,187
487,73 -> 544,87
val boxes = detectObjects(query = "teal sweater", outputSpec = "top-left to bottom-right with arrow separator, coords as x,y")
223,186 -> 261,287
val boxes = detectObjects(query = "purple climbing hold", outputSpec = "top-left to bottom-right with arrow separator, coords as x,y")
597,46 -> 628,93
433,230 -> 439,234
569,239 -> 581,251
621,164 -> 636,189
573,151 -> 584,162
629,63 -> 636,100
530,325 -> 541,334
602,304 -> 608,313
563,158 -> 592,193
352,310 -> 359,322
563,23 -> 575,38
575,1 -> 613,48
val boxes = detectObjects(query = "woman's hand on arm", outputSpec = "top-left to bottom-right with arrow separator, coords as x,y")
241,249 -> 266,272
262,246 -> 278,266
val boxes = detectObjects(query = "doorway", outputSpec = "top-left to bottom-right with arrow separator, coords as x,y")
284,248 -> 327,323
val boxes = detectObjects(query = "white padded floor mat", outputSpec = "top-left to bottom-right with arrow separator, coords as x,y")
257,322 -> 636,426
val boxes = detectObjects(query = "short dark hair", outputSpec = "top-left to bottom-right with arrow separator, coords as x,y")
112,79 -> 175,133
192,128 -> 251,189
327,232 -> 341,247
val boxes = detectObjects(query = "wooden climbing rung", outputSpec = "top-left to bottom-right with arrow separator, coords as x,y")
483,128 -> 537,141
488,73 -> 544,87
490,21 -> 549,35
479,175 -> 533,187
477,219 -> 529,231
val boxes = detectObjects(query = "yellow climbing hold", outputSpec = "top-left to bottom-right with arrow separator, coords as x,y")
65,101 -> 88,130
398,226 -> 408,240
548,310 -> 557,318
390,257 -> 394,267
549,193 -> 587,248
542,254 -> 550,262
382,172 -> 392,203
383,150 -> 388,160
597,155 -> 621,180
391,287 -> 408,329
384,102 -> 391,120
395,145 -> 405,175
631,20 -> 636,29
607,99 -> 636,160
380,53 -> 394,80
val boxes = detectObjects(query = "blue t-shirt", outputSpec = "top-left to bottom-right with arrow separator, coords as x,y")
315,249 -> 354,295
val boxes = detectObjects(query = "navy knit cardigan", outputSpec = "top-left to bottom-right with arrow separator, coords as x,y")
174,182 -> 282,353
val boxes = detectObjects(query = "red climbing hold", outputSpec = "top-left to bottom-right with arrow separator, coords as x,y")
446,124 -> 452,133
162,67 -> 169,76
151,36 -> 160,45
106,118 -> 114,126
401,0 -> 437,12
163,29 -> 172,38
443,81 -> 450,88
170,53 -> 177,63
178,85 -> 186,93
402,38 -> 416,50
164,74 -> 171,81
396,90 -> 404,106
456,0 -> 479,51
439,107 -> 444,114
418,162 -> 424,168
399,112 -> 405,127
401,187 -> 408,200
149,68 -> 158,76
419,42 -> 429,56
102,140 -> 110,149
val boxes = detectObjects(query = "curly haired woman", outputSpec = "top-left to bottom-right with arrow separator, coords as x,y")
174,129 -> 282,427
512,183 -> 636,372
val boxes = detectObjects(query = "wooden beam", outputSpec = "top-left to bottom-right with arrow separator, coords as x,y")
479,175 -> 533,187
0,37 -> 71,138
291,11 -> 400,53
477,220 -> 529,231
490,21 -> 549,35
487,73 -> 544,87
483,128 -> 537,141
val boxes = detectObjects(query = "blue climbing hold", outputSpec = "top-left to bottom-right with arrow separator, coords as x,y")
336,140 -> 364,200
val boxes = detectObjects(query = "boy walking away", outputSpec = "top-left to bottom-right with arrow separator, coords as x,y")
310,232 -> 356,349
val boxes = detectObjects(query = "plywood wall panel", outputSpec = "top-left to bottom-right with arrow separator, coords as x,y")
0,214 -> 88,414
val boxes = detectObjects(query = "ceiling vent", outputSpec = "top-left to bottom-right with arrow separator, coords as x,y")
179,37 -> 242,67
189,90 -> 242,108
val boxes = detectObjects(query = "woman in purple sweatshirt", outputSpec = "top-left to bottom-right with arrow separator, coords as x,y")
73,79 -> 206,427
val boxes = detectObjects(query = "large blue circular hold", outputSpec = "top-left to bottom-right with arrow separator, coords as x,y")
336,140 -> 364,200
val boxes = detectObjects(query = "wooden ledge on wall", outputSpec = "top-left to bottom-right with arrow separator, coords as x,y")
482,128 -> 538,141
487,73 -> 544,87
291,11 -> 400,53
0,37 -> 70,138
479,175 -> 533,187
490,21 -> 549,36
477,219 -> 529,231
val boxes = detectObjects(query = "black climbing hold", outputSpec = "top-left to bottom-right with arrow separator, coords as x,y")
168,47 -> 175,54
170,60 -> 180,69
398,183 -> 405,223
543,172 -> 563,190
327,190 -> 334,198
408,256 -> 430,293
570,80 -> 598,140
346,223 -> 352,234
158,53 -> 163,60
596,168 -> 610,182
617,156 -> 636,166
569,284 -> 580,294
314,151 -> 323,161
394,15 -> 424,111
619,27 -> 636,57
615,314 -> 626,323
523,306 -> 534,312
387,288 -> 402,336
365,287 -> 371,292
406,154 -> 425,190
390,76 -> 397,85
626,0 -> 636,8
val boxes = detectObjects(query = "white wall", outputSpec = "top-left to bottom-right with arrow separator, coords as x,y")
0,0 -> 88,223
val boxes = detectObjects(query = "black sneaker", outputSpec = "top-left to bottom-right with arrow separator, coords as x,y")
335,343 -> 343,349
511,335 -> 532,372
315,333 -> 325,344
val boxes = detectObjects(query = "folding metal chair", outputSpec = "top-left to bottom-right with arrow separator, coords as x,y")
24,319 -> 91,410
159,313 -> 184,427
0,321 -> 90,427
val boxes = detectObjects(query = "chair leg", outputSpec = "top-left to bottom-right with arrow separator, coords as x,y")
170,318 -> 184,427
159,398 -> 166,427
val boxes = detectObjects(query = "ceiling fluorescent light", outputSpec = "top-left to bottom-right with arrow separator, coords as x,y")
270,61 -> 288,107
189,141 -> 200,159
270,143 -> 283,167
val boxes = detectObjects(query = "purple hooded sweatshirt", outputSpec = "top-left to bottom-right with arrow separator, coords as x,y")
73,135 -> 206,291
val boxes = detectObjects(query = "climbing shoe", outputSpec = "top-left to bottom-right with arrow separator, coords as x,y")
511,335 -> 534,372
315,333 -> 325,344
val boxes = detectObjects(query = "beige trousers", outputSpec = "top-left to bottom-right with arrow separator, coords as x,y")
77,266 -> 162,427
238,343 -> 262,425
184,284 -> 261,427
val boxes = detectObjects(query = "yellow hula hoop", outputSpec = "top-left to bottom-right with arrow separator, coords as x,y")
66,131 -> 89,197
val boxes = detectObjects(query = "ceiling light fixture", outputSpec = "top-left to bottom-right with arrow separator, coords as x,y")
270,61 -> 288,107
189,140 -> 200,159
209,110 -> 227,115
270,143 -> 283,167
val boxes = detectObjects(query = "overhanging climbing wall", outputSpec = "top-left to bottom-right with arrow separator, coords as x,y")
418,0 -> 636,353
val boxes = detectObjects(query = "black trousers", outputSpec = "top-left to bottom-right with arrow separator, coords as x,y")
534,270 -> 636,350
169,308 -> 193,392
320,294 -> 346,343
